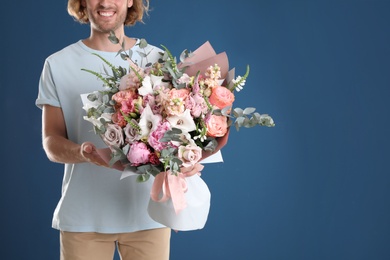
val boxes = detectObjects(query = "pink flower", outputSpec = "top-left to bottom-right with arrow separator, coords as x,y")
102,123 -> 124,148
170,88 -> 190,100
176,73 -> 191,86
124,119 -> 141,144
148,121 -> 171,151
208,86 -> 235,109
178,142 -> 203,168
164,88 -> 190,116
143,94 -> 163,115
206,114 -> 228,137
186,93 -> 208,118
149,152 -> 161,165
111,111 -> 127,128
119,66 -> 145,90
127,142 -> 151,166
112,89 -> 137,105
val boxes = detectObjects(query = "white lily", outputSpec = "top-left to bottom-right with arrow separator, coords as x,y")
138,75 -> 153,96
139,74 -> 168,96
166,109 -> 196,133
138,104 -> 162,138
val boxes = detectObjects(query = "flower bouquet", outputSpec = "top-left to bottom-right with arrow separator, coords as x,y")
81,32 -> 274,231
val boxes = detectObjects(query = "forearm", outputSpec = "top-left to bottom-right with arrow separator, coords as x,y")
42,135 -> 85,164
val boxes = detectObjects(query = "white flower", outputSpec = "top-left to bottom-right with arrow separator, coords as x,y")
138,104 -> 162,138
138,74 -> 168,96
233,76 -> 246,92
170,131 -> 193,147
81,92 -> 102,112
138,75 -> 153,96
166,109 -> 196,133
177,73 -> 191,86
83,116 -> 102,128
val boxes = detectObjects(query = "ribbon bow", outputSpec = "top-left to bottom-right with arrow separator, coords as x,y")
150,163 -> 204,215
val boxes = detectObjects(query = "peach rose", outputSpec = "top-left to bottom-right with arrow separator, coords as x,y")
206,114 -> 228,137
208,86 -> 235,109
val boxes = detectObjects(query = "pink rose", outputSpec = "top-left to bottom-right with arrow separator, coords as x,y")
208,86 -> 235,109
124,119 -> 141,144
178,143 -> 202,168
127,142 -> 151,166
102,123 -> 124,148
206,114 -> 228,137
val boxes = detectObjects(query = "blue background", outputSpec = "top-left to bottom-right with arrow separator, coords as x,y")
2,0 -> 390,259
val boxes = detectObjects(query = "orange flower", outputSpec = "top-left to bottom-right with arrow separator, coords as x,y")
206,114 -> 228,137
208,86 -> 235,109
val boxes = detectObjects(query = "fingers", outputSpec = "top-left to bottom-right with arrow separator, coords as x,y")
81,142 -> 95,154
80,142 -> 109,167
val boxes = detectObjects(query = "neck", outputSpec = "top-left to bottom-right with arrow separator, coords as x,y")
83,28 -> 135,52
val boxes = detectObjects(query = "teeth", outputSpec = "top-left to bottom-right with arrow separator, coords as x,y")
99,11 -> 114,17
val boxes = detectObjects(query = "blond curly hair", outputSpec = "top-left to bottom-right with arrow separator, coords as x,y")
67,0 -> 149,26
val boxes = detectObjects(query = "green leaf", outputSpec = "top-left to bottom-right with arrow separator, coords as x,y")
108,31 -> 119,44
221,106 -> 232,116
137,50 -> 148,58
203,138 -> 218,152
120,53 -> 128,61
179,49 -> 192,62
233,107 -> 244,117
127,49 -> 133,59
136,174 -> 150,183
87,93 -> 98,102
213,109 -> 222,116
138,38 -> 148,49
243,107 -> 256,115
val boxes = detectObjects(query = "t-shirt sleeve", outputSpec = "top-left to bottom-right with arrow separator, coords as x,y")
35,59 -> 61,110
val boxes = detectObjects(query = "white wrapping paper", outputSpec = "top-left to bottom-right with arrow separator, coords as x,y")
147,174 -> 211,231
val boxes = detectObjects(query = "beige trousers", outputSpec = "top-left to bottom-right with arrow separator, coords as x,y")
60,228 -> 171,260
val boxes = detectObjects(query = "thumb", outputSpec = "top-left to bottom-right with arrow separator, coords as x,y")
81,142 -> 95,154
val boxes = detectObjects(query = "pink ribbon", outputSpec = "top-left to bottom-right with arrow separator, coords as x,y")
150,163 -> 204,215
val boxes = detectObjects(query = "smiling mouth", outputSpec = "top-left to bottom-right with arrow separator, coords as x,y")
98,11 -> 115,17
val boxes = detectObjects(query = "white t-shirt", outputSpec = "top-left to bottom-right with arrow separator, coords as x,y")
36,40 -> 165,233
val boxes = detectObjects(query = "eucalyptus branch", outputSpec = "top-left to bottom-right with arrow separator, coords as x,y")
81,68 -> 112,87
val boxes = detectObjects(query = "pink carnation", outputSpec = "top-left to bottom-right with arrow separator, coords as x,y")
112,89 -> 137,105
148,121 -> 171,151
186,93 -> 208,118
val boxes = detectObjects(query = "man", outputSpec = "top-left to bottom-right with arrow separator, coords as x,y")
36,0 -> 171,259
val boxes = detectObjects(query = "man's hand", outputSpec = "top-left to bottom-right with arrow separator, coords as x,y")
80,142 -> 110,167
